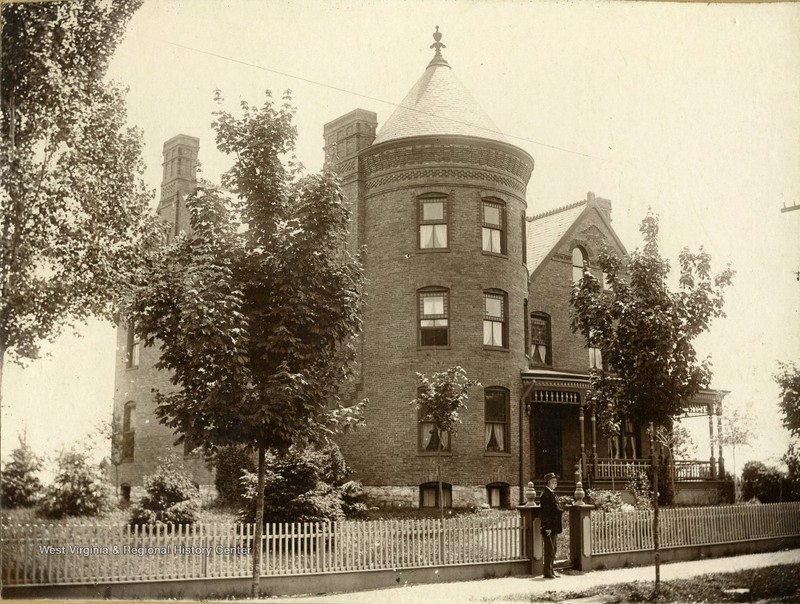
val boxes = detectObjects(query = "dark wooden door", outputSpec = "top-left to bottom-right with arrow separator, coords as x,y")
534,405 -> 563,477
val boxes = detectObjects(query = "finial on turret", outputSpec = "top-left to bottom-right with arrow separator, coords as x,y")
428,25 -> 450,68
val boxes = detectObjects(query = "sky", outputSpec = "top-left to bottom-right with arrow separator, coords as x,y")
2,0 -> 799,477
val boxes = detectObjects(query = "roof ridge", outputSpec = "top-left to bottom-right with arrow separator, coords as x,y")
527,199 -> 587,222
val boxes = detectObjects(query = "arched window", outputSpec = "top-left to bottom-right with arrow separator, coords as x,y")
572,246 -> 588,284
529,312 -> 551,366
126,320 -> 140,369
420,482 -> 452,508
483,290 -> 508,348
486,482 -> 510,508
482,198 -> 506,254
418,287 -> 449,347
418,195 -> 449,250
484,387 -> 510,453
417,387 -> 451,452
122,401 -> 136,461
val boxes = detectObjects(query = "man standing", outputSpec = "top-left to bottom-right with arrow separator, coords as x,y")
540,472 -> 563,578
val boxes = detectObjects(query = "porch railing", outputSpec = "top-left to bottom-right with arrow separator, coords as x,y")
593,458 -> 716,481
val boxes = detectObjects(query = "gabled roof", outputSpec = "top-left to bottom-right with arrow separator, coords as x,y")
373,29 -> 507,146
526,200 -> 587,274
526,194 -> 628,280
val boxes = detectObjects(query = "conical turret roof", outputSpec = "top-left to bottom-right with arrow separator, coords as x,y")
373,27 -> 507,145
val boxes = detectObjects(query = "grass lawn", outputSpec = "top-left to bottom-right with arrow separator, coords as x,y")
496,563 -> 800,603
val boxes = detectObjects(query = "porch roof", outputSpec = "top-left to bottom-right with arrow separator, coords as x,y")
521,369 -> 728,415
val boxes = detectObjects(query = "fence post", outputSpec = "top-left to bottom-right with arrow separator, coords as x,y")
517,481 -> 543,576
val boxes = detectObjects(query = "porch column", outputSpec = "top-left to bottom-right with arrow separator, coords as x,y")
590,408 -> 597,482
579,404 -> 586,474
708,405 -> 717,479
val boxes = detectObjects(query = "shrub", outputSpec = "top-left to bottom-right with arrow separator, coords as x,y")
0,435 -> 44,509
214,445 -> 256,505
238,443 -> 366,524
586,489 -> 625,512
626,470 -> 652,510
129,455 -> 200,526
741,461 -> 785,503
718,472 -> 735,504
39,449 -> 111,519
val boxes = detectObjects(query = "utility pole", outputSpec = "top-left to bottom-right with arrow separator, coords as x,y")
781,203 -> 799,281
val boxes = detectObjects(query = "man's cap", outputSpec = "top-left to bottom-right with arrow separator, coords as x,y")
544,473 -> 557,482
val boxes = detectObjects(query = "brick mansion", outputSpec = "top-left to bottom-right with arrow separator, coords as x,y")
113,29 -> 727,507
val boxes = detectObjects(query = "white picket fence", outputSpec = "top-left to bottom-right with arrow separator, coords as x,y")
1,515 -> 523,585
592,501 -> 800,554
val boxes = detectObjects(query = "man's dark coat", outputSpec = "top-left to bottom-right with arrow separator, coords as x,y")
540,487 -> 563,534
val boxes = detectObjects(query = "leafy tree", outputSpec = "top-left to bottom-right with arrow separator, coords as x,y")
775,362 -> 800,437
718,408 -> 755,502
782,441 -> 800,502
410,366 -> 479,521
570,211 -> 733,592
0,0 -> 157,397
129,455 -> 201,526
129,91 -> 366,596
214,445 -> 256,505
39,447 -> 112,519
0,432 -> 44,508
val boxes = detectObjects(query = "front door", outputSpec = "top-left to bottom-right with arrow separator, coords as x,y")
533,405 -> 563,478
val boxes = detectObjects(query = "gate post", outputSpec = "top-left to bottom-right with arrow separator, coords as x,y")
517,481 -> 543,576
568,469 -> 595,571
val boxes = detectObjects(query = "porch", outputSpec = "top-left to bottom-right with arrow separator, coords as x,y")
521,369 -> 728,498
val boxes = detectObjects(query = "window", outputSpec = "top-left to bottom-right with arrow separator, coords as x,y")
126,321 -> 140,369
420,482 -> 452,508
122,401 -> 135,461
482,199 -> 506,254
120,485 -> 131,503
418,288 -> 449,347
486,483 -> 510,508
572,247 -> 588,284
529,313 -> 551,365
589,346 -> 603,369
588,329 -> 604,370
418,197 -> 448,249
483,291 -> 507,348
484,387 -> 509,453
418,401 -> 451,452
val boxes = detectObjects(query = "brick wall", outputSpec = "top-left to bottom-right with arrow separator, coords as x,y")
334,133 -> 535,501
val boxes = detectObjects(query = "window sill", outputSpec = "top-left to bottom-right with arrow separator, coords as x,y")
126,365 -> 139,371
417,451 -> 453,457
484,451 -> 512,457
483,346 -> 509,352
418,345 -> 451,351
121,458 -> 134,464
417,248 -> 450,254
481,251 -> 508,259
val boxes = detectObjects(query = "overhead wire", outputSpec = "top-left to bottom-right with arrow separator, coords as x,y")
136,34 -> 614,163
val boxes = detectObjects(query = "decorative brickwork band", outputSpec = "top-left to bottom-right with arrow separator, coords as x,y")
363,142 -> 533,184
366,168 -> 525,194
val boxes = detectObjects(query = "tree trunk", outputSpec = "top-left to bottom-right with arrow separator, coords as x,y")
0,343 -> 5,410
651,425 -> 661,592
251,446 -> 266,598
437,436 -> 444,524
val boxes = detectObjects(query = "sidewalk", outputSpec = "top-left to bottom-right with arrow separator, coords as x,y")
275,549 -> 800,604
